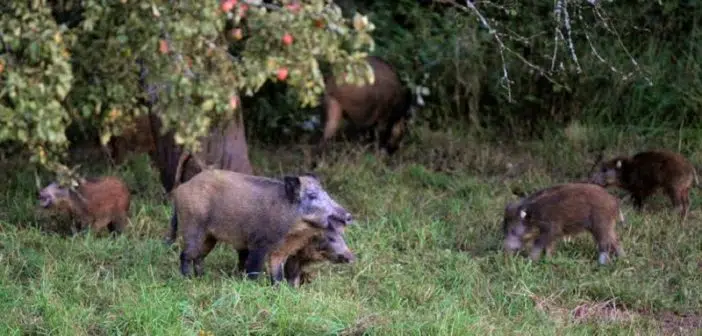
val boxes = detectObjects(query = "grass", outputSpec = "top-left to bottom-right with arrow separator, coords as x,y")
1,123 -> 702,335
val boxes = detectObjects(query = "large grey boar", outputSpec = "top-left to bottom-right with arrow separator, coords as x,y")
167,169 -> 353,284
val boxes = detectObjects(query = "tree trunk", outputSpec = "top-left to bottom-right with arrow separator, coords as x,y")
147,110 -> 254,194
136,59 -> 253,194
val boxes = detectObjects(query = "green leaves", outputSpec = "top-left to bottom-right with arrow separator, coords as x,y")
1,0 -> 376,178
0,2 -> 74,168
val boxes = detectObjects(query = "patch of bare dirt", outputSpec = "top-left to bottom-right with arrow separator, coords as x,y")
570,300 -> 637,324
339,314 -> 387,336
532,295 -> 637,326
531,295 -> 702,335
655,311 -> 702,336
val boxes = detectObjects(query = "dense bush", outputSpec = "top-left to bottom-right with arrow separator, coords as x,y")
1,0 -> 376,178
2,0 -> 701,175
245,0 -> 701,138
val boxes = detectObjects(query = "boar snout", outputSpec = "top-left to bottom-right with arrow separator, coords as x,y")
38,193 -> 52,208
323,229 -> 355,263
331,208 -> 353,225
588,173 -> 606,186
503,234 -> 522,253
330,245 -> 355,264
337,250 -> 355,263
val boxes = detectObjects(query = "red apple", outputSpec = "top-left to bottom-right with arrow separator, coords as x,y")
239,3 -> 249,16
221,0 -> 237,13
231,28 -> 243,40
277,68 -> 289,81
286,2 -> 301,13
314,19 -> 325,29
282,33 -> 294,46
158,39 -> 169,54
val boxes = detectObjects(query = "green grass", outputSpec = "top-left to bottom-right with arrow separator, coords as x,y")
1,124 -> 701,335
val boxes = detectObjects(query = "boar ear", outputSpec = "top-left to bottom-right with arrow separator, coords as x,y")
518,206 -> 530,220
283,176 -> 301,203
616,160 -> 622,169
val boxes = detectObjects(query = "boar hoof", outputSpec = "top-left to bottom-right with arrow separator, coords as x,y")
598,252 -> 609,265
246,271 -> 262,280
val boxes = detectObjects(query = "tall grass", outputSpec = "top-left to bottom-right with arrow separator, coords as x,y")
1,124 -> 701,335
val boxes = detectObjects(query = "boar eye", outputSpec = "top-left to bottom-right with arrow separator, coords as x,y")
307,192 -> 318,200
328,236 -> 337,243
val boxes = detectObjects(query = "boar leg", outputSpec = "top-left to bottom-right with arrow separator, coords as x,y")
379,117 -> 405,155
70,218 -> 84,236
236,249 -> 249,274
92,217 -> 114,235
164,210 -> 178,245
545,240 -> 558,258
631,187 -> 655,212
180,233 -> 215,277
180,251 -> 192,276
529,229 -> 555,262
664,185 -> 681,209
108,214 -> 128,235
315,97 -> 344,160
283,256 -> 304,287
667,185 -> 690,220
268,253 -> 288,285
193,236 -> 217,277
592,224 -> 622,265
243,247 -> 270,280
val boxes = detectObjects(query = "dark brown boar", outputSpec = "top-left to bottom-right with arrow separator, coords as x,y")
37,176 -> 131,235
589,149 -> 699,219
314,56 -> 416,163
108,115 -> 157,165
283,222 -> 355,287
167,169 -> 353,284
502,183 -> 625,265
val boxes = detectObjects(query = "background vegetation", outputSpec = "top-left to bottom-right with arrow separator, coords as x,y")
2,0 -> 702,334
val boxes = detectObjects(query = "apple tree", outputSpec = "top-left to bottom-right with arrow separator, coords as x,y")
0,0 -> 376,185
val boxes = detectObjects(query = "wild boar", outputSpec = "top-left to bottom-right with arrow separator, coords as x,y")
283,221 -> 355,287
502,183 -> 625,265
589,149 -> 699,219
37,176 -> 131,235
313,56 -> 417,165
167,169 -> 353,284
108,115 -> 156,165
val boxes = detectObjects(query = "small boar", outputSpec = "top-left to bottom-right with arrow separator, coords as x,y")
502,183 -> 625,265
168,169 -> 353,284
589,149 -> 699,218
283,222 -> 355,287
38,176 -> 131,235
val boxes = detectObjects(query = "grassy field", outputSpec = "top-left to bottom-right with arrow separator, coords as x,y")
1,124 -> 701,335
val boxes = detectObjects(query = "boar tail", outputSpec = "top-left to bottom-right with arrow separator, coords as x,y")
165,207 -> 178,246
171,151 -> 211,195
